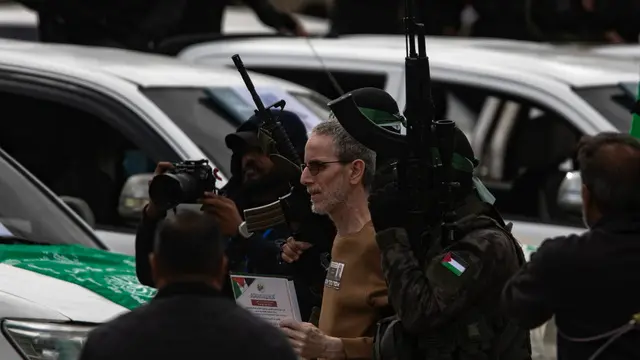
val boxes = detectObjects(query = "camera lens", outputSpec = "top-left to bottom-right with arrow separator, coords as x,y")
149,173 -> 199,209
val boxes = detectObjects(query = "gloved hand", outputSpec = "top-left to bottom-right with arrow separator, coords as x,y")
369,180 -> 407,233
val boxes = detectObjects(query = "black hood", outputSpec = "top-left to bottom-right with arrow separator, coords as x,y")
221,109 -> 309,204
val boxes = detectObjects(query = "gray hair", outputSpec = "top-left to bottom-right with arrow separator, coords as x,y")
312,119 -> 376,190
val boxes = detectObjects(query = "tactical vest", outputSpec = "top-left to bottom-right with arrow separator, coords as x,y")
374,203 -> 532,360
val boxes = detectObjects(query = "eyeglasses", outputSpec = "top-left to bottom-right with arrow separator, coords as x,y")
301,160 -> 350,176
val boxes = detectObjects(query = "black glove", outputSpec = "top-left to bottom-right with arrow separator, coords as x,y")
369,180 -> 407,233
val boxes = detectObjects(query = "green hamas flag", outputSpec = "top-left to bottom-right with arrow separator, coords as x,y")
0,244 -> 156,310
631,81 -> 640,139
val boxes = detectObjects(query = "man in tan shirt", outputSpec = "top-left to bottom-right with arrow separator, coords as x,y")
280,119 -> 391,359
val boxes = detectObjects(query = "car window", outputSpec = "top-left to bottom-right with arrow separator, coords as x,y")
291,91 -> 331,121
424,81 -> 585,226
0,24 -> 38,41
244,67 -> 387,101
0,90 -> 160,234
432,82 -> 489,138
0,149 -> 99,248
479,96 -> 583,227
142,86 -> 328,177
574,83 -> 636,133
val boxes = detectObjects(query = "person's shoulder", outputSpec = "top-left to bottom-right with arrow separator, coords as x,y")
224,307 -> 296,356
529,232 -> 585,263
457,217 -> 513,251
84,306 -> 148,345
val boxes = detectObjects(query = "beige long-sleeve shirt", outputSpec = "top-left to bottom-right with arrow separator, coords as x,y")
318,221 -> 390,359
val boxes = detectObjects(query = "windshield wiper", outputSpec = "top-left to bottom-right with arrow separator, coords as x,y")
0,235 -> 46,246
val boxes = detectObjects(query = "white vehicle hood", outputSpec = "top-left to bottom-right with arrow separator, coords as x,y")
0,264 -> 128,323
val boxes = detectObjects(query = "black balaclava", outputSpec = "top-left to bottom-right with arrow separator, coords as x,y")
222,109 -> 308,207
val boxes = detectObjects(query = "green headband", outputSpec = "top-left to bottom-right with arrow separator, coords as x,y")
430,147 -> 495,205
331,107 -> 496,204
358,107 -> 405,126
329,107 -> 404,126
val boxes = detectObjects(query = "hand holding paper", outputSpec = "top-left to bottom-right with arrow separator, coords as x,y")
279,318 -> 345,360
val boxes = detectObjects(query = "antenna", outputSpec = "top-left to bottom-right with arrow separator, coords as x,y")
305,37 -> 345,96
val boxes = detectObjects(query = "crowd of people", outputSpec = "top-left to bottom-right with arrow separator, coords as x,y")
9,0 -> 640,54
74,85 -> 640,360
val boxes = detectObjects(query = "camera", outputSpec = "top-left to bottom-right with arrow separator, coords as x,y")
148,159 -> 218,210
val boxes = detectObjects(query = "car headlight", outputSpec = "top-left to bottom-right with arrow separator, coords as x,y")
2,320 -> 94,360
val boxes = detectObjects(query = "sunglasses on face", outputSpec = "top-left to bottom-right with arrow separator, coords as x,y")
301,160 -> 351,176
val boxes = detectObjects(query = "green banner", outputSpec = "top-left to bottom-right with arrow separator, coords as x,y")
631,81 -> 640,139
0,244 -> 156,310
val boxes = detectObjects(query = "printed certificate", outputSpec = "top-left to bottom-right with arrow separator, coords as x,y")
230,272 -> 301,326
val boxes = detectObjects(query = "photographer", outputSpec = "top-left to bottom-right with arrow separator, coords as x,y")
135,110 -> 327,322
367,109 -> 532,359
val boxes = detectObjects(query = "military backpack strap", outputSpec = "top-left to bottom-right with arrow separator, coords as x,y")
373,316 -> 418,360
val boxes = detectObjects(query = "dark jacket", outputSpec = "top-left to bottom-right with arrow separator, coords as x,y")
20,0 -> 179,51
328,0 -> 403,36
78,282 -> 297,360
375,196 -> 531,359
502,214 -> 640,360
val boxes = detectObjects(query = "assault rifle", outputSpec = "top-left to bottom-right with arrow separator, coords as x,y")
231,54 -> 335,256
326,0 -> 459,252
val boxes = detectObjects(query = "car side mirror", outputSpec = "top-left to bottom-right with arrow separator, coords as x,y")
118,173 -> 154,222
60,196 -> 96,228
557,171 -> 583,215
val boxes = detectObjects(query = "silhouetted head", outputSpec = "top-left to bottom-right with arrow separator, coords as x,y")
150,210 -> 226,290
577,132 -> 640,227
225,109 -> 308,185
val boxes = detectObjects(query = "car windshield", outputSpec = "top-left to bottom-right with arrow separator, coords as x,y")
574,82 -> 637,132
142,86 -> 330,177
0,149 -> 100,248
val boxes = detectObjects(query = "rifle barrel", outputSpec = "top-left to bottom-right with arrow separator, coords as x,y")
232,54 -> 267,113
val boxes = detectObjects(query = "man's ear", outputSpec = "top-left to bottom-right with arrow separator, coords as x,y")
349,159 -> 365,185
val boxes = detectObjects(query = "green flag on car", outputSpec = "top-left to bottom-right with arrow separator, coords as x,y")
631,81 -> 640,139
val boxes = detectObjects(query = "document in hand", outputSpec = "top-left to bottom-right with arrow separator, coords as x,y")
230,272 -> 302,326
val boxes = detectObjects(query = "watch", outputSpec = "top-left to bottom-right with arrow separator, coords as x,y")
238,221 -> 254,239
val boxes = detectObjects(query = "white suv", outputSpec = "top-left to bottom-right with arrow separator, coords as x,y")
178,35 -> 639,247
0,39 -> 330,255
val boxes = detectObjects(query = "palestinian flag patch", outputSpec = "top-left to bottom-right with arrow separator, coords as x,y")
441,252 -> 467,276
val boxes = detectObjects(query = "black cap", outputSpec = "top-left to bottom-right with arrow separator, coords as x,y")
348,87 -> 403,132
225,109 -> 308,156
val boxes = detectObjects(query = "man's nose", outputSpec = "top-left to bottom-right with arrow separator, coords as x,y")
300,166 -> 312,186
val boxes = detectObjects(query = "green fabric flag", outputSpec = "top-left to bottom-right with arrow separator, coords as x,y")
631,81 -> 640,139
0,244 -> 156,310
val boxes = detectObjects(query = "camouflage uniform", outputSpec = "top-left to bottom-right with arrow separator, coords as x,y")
374,195 -> 532,360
